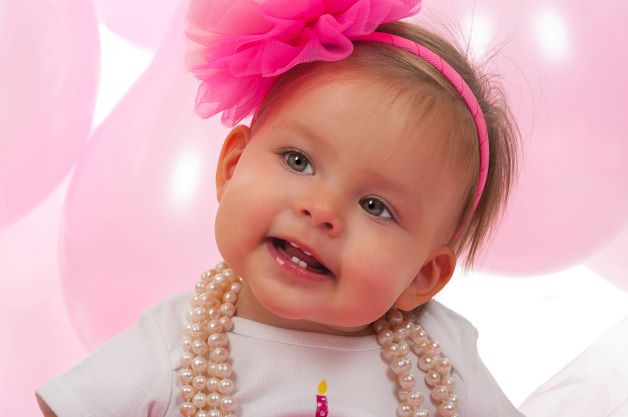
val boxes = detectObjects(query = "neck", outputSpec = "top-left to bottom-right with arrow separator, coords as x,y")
235,280 -> 376,337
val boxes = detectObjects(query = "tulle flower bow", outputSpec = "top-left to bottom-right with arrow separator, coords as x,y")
185,0 -> 422,127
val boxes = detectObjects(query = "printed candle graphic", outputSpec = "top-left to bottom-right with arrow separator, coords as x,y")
316,379 -> 328,417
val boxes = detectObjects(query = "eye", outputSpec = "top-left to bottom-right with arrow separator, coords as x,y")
359,197 -> 393,220
282,150 -> 314,174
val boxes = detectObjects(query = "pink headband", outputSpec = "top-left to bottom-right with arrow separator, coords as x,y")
185,0 -> 489,242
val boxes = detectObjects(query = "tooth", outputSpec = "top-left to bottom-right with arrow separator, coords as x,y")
302,250 -> 313,256
298,260 -> 307,269
290,256 -> 300,264
289,241 -> 300,248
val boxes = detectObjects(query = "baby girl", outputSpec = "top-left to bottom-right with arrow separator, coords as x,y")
36,0 -> 524,416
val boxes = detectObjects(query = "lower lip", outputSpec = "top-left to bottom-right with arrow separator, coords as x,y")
265,239 -> 335,283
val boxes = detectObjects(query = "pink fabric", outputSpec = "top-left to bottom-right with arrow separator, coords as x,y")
184,0 -> 421,126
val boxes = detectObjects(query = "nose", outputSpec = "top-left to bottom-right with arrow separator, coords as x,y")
294,189 -> 344,237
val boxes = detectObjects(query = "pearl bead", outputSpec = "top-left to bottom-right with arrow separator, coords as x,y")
229,282 -> 241,294
213,274 -> 228,287
196,411 -> 210,417
396,403 -> 413,417
208,332 -> 228,348
221,396 -> 238,412
425,371 -> 441,387
410,327 -> 427,345
185,323 -> 206,339
207,392 -> 222,408
393,327 -> 408,342
219,316 -> 234,331
179,368 -> 193,385
188,307 -> 208,322
435,357 -> 452,375
377,329 -> 394,346
424,341 -> 441,356
398,372 -> 416,390
192,375 -> 207,390
448,393 -> 460,406
373,317 -> 390,333
219,302 -> 236,317
180,384 -> 194,400
192,339 -> 209,355
208,308 -> 221,320
382,343 -> 400,360
398,341 -> 410,357
195,281 -> 206,293
192,392 -> 207,408
208,409 -> 222,417
417,355 -> 437,372
180,351 -> 194,367
223,291 -> 237,304
398,389 -> 410,401
386,309 -> 404,327
207,377 -> 220,392
413,340 -> 428,355
179,402 -> 196,417
406,391 -> 424,407
439,400 -> 458,417
210,347 -> 229,363
403,321 -> 416,332
413,408 -> 430,417
215,363 -> 233,378
191,356 -> 208,373
218,378 -> 235,395
391,358 -> 412,374
442,376 -> 455,392
207,363 -> 218,377
207,320 -> 223,333
431,384 -> 449,402
216,262 -> 227,271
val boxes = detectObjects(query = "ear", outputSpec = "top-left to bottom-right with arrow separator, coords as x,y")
216,124 -> 252,202
394,245 -> 457,311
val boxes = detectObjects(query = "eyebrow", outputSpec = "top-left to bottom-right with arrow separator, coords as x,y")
275,120 -> 337,154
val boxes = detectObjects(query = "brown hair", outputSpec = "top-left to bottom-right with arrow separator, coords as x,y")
251,20 -> 522,273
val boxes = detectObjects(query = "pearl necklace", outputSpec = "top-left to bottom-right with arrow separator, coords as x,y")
178,261 -> 461,417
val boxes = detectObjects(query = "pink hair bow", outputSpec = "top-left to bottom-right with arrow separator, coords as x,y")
185,0 -> 422,127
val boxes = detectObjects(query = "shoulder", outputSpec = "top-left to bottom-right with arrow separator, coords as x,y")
35,291 -> 194,417
415,300 -> 525,417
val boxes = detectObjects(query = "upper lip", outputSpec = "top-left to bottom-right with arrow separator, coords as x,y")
272,235 -> 335,275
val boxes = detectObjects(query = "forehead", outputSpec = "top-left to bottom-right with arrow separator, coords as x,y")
260,68 -> 452,175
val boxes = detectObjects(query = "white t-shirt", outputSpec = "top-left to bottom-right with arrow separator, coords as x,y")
36,290 -> 525,417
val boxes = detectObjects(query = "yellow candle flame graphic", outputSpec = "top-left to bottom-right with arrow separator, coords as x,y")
318,379 -> 327,395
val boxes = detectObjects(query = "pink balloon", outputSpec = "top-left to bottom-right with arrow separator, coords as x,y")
0,0 -> 99,229
0,180 -> 87,417
587,222 -> 628,292
60,4 -> 228,350
418,0 -> 628,275
92,0 -> 180,48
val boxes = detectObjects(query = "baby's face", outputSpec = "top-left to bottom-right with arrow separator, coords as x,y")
214,70 -> 461,333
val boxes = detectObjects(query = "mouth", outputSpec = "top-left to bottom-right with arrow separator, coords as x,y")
268,237 -> 333,277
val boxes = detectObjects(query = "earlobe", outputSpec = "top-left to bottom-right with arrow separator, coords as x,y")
394,245 -> 457,311
216,124 -> 252,202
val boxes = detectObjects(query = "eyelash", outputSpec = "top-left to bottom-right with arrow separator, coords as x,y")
277,149 -> 397,222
